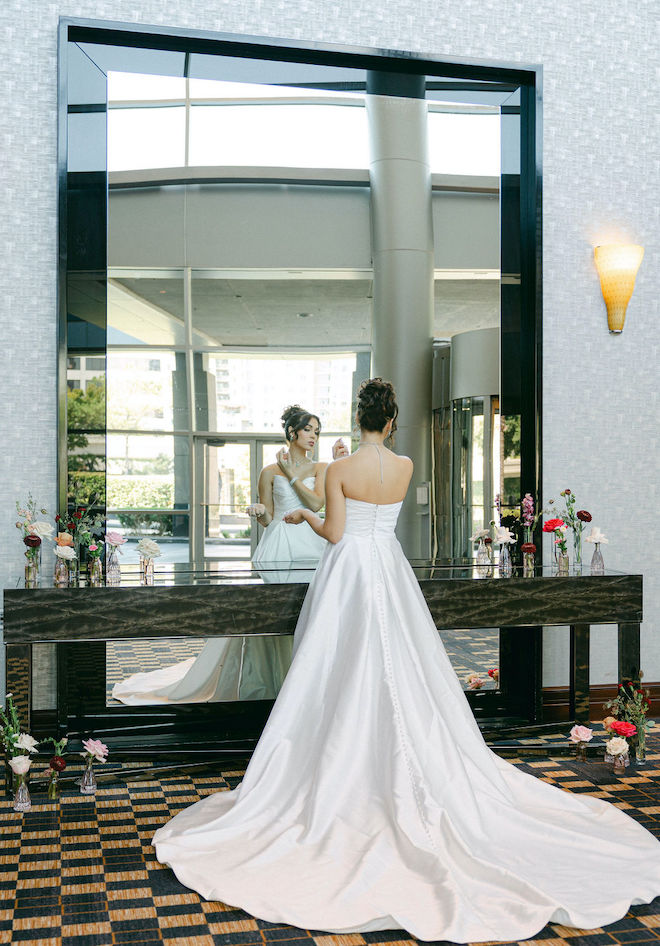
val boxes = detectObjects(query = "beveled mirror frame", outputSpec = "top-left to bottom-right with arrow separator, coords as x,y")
55,17 -> 543,754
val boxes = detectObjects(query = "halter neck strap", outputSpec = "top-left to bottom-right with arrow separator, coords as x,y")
357,443 -> 384,484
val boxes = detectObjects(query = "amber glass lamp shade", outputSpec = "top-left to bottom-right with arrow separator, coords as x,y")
594,243 -> 644,334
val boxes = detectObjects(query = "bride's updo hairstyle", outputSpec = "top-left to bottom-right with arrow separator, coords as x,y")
356,378 -> 398,441
281,405 -> 321,443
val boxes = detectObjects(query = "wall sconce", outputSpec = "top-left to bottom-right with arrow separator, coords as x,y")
594,243 -> 644,334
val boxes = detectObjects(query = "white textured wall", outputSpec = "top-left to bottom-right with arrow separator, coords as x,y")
1,0 -> 658,695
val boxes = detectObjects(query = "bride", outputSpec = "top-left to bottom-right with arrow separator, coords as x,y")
112,405 -> 330,704
153,378 -> 660,942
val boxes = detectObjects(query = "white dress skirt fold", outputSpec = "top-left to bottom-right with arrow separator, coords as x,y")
153,497 -> 660,942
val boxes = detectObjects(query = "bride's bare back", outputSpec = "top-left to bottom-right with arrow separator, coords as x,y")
334,444 -> 413,505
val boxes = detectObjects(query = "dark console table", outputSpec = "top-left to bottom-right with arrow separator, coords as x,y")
3,563 -> 642,761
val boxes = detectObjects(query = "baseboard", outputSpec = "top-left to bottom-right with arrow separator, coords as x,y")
542,683 -> 660,722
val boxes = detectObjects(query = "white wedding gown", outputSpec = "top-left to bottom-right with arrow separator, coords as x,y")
112,476 -> 326,704
153,496 -> 660,942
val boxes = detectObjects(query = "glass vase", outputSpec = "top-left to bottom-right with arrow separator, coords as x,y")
48,771 -> 60,800
523,551 -> 535,578
67,559 -> 79,585
13,773 -> 31,812
24,555 -> 39,586
106,548 -> 121,586
4,759 -> 19,796
498,544 -> 513,578
141,556 -> 154,586
573,529 -> 583,573
80,758 -> 97,795
575,740 -> 588,762
476,539 -> 491,578
590,542 -> 605,576
635,727 -> 647,764
557,551 -> 569,576
89,558 -> 103,586
612,753 -> 627,775
54,558 -> 69,586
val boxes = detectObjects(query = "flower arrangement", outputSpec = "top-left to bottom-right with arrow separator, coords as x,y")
603,678 -> 653,762
469,529 -> 490,543
557,489 -> 592,568
80,738 -> 109,794
9,755 -> 32,811
87,543 -> 103,559
568,724 -> 593,760
55,496 -> 104,568
15,494 -> 53,578
465,672 -> 485,690
1,694 -> 38,760
44,736 -> 68,799
494,526 -> 515,545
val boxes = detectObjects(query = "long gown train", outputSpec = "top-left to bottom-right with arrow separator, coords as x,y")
153,498 -> 660,942
112,476 -> 325,704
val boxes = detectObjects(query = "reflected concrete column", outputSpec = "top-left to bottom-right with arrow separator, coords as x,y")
366,73 -> 434,558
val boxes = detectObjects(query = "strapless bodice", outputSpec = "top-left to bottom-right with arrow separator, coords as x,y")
343,497 -> 402,539
272,476 -> 317,519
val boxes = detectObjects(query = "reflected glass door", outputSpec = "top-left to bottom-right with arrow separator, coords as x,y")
198,440 -> 253,562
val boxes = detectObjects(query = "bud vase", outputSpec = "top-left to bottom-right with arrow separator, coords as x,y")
54,558 -> 69,586
476,539 -> 491,578
557,552 -> 569,576
67,560 -> 79,585
141,556 -> 154,585
575,740 -> 588,762
24,556 -> 39,586
590,542 -> 605,576
4,760 -> 18,796
89,558 -> 103,586
498,545 -> 512,578
106,548 -> 121,586
635,728 -> 647,764
573,530 -> 583,573
48,771 -> 60,800
612,753 -> 627,775
80,759 -> 97,794
13,773 -> 31,812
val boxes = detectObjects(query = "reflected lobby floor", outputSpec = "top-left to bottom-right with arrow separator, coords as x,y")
105,628 -> 499,703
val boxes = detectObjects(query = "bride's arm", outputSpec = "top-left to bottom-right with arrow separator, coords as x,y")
247,468 -> 274,527
285,464 -> 346,543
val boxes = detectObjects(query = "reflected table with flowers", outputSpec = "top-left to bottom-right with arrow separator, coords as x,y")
3,561 -> 643,765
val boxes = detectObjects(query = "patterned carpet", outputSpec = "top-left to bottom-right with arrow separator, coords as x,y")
2,736 -> 660,946
105,630 -> 500,702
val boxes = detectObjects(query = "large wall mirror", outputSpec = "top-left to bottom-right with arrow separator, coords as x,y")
57,20 -> 541,741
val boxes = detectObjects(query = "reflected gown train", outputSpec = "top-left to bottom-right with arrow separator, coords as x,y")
112,476 -> 326,704
153,497 -> 660,942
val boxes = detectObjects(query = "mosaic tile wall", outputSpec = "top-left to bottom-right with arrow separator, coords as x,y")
0,0 -> 658,697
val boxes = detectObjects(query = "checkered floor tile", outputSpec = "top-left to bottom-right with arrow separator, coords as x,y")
2,738 -> 660,946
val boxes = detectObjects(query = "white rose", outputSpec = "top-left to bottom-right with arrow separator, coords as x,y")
28,521 -> 55,539
606,736 -> 629,757
136,538 -> 161,558
9,755 -> 31,775
55,545 -> 76,561
495,526 -> 515,545
15,733 -> 38,754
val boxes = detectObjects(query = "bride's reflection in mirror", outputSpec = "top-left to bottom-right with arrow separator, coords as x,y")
112,405 -> 335,704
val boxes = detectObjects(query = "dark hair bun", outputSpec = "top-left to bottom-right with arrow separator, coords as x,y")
356,378 -> 398,434
281,405 -> 322,442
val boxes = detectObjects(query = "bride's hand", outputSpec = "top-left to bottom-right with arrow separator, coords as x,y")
284,509 -> 305,525
276,447 -> 296,479
332,438 -> 349,459
246,503 -> 266,518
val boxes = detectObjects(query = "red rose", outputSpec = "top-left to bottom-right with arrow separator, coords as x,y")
577,510 -> 592,522
24,534 -> 41,548
610,720 -> 637,738
543,518 -> 565,533
49,755 -> 67,772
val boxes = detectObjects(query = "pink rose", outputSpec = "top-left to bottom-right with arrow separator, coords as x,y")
569,724 -> 593,743
105,531 -> 126,547
82,738 -> 109,763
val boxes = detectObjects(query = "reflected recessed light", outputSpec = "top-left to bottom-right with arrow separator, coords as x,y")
297,312 -> 313,319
